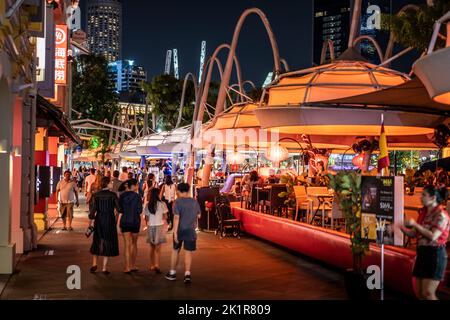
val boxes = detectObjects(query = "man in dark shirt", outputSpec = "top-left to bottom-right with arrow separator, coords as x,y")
165,183 -> 201,284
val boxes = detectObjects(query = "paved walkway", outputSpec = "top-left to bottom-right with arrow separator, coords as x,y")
0,198 -> 358,300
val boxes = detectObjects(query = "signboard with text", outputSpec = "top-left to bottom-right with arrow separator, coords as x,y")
361,176 -> 404,246
54,24 -> 68,85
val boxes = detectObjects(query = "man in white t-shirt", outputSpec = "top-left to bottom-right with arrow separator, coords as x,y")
56,170 -> 79,231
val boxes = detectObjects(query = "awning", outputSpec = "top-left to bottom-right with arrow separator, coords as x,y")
317,77 -> 450,116
37,95 -> 81,144
419,157 -> 450,172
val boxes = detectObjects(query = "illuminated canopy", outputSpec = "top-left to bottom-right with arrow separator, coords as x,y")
255,60 -> 446,137
413,46 -> 450,105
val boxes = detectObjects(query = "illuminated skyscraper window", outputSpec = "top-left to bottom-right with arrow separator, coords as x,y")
86,0 -> 122,62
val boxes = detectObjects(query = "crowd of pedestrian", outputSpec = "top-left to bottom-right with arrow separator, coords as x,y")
57,165 -> 201,284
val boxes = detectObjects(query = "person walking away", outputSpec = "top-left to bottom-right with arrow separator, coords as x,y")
109,170 -> 122,196
56,170 -> 79,231
399,185 -> 450,300
118,179 -> 143,274
77,168 -> 84,193
89,176 -> 120,274
119,166 -> 129,182
144,188 -> 168,274
165,183 -> 201,284
87,173 -> 102,204
142,173 -> 157,197
85,168 -> 97,203
139,167 -> 148,197
161,175 -> 177,231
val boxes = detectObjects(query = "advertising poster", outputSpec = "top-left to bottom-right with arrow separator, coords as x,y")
361,176 -> 397,245
361,213 -> 377,241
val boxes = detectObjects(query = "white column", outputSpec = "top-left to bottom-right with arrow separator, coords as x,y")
0,78 -> 16,274
11,96 -> 23,253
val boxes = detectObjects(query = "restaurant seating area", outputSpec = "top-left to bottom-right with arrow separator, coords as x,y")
240,181 -> 344,231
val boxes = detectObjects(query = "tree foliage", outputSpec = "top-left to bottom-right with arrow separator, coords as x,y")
381,0 -> 450,52
72,54 -> 119,123
141,74 -> 218,131
72,55 -> 119,148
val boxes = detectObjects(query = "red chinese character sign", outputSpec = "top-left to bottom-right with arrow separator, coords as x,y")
54,25 -> 68,85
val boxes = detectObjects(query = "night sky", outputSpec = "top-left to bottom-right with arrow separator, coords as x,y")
83,0 -> 314,86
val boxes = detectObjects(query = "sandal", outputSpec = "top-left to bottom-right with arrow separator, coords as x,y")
102,270 -> 110,275
90,265 -> 97,273
154,267 -> 161,274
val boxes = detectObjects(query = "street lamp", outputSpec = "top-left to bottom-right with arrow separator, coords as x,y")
265,137 -> 304,175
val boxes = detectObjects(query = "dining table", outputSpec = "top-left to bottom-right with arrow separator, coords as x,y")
255,186 -> 270,212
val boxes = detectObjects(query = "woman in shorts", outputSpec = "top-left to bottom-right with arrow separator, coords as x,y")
400,185 -> 449,300
144,187 -> 168,274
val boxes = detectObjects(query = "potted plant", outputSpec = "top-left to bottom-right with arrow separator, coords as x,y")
404,168 -> 416,195
328,171 -> 371,300
278,174 -> 310,216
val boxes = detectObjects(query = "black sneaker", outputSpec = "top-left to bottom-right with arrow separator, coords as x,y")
165,272 -> 176,281
184,274 -> 191,284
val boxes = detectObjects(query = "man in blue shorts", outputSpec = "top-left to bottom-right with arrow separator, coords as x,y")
165,183 -> 201,284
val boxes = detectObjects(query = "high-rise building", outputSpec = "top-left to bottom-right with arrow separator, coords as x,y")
313,0 -> 353,65
108,60 -> 147,93
313,0 -> 426,65
86,0 -> 122,62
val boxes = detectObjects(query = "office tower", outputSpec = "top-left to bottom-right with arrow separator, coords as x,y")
86,0 -> 122,62
313,0 -> 353,65
108,60 -> 147,93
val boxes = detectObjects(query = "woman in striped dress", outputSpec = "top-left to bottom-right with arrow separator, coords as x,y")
89,176 -> 120,274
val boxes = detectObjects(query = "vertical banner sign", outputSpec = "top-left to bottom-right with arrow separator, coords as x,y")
361,176 -> 404,246
55,25 -> 68,85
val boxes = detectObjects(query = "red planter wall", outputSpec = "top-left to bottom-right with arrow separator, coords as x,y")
232,206 -> 417,297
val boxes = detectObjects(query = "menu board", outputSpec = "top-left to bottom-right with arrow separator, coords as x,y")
361,176 -> 404,246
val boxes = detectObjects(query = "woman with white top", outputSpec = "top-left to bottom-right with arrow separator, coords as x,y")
144,188 -> 168,274
160,175 -> 177,231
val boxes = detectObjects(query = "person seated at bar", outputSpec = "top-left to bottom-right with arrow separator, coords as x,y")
266,169 -> 279,184
230,182 -> 241,196
434,167 -> 448,188
249,170 -> 264,188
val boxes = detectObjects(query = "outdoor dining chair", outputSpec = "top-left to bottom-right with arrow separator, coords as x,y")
324,199 -> 345,230
306,187 -> 333,227
293,185 -> 312,222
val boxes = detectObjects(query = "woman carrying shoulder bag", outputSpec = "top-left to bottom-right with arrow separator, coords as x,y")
160,175 -> 176,231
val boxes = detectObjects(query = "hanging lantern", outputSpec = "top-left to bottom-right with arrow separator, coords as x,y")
352,154 -> 365,168
226,150 -> 245,165
265,144 -> 289,162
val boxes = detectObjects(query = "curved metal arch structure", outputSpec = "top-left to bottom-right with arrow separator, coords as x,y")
320,39 -> 336,64
242,80 -> 257,92
280,58 -> 290,72
214,8 -> 281,117
175,72 -> 199,129
195,43 -> 244,124
352,35 -> 385,63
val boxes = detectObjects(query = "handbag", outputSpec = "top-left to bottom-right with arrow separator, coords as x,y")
85,226 -> 94,238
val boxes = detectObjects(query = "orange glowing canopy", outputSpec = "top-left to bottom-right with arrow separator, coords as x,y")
267,61 -> 409,107
256,60 -> 446,137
